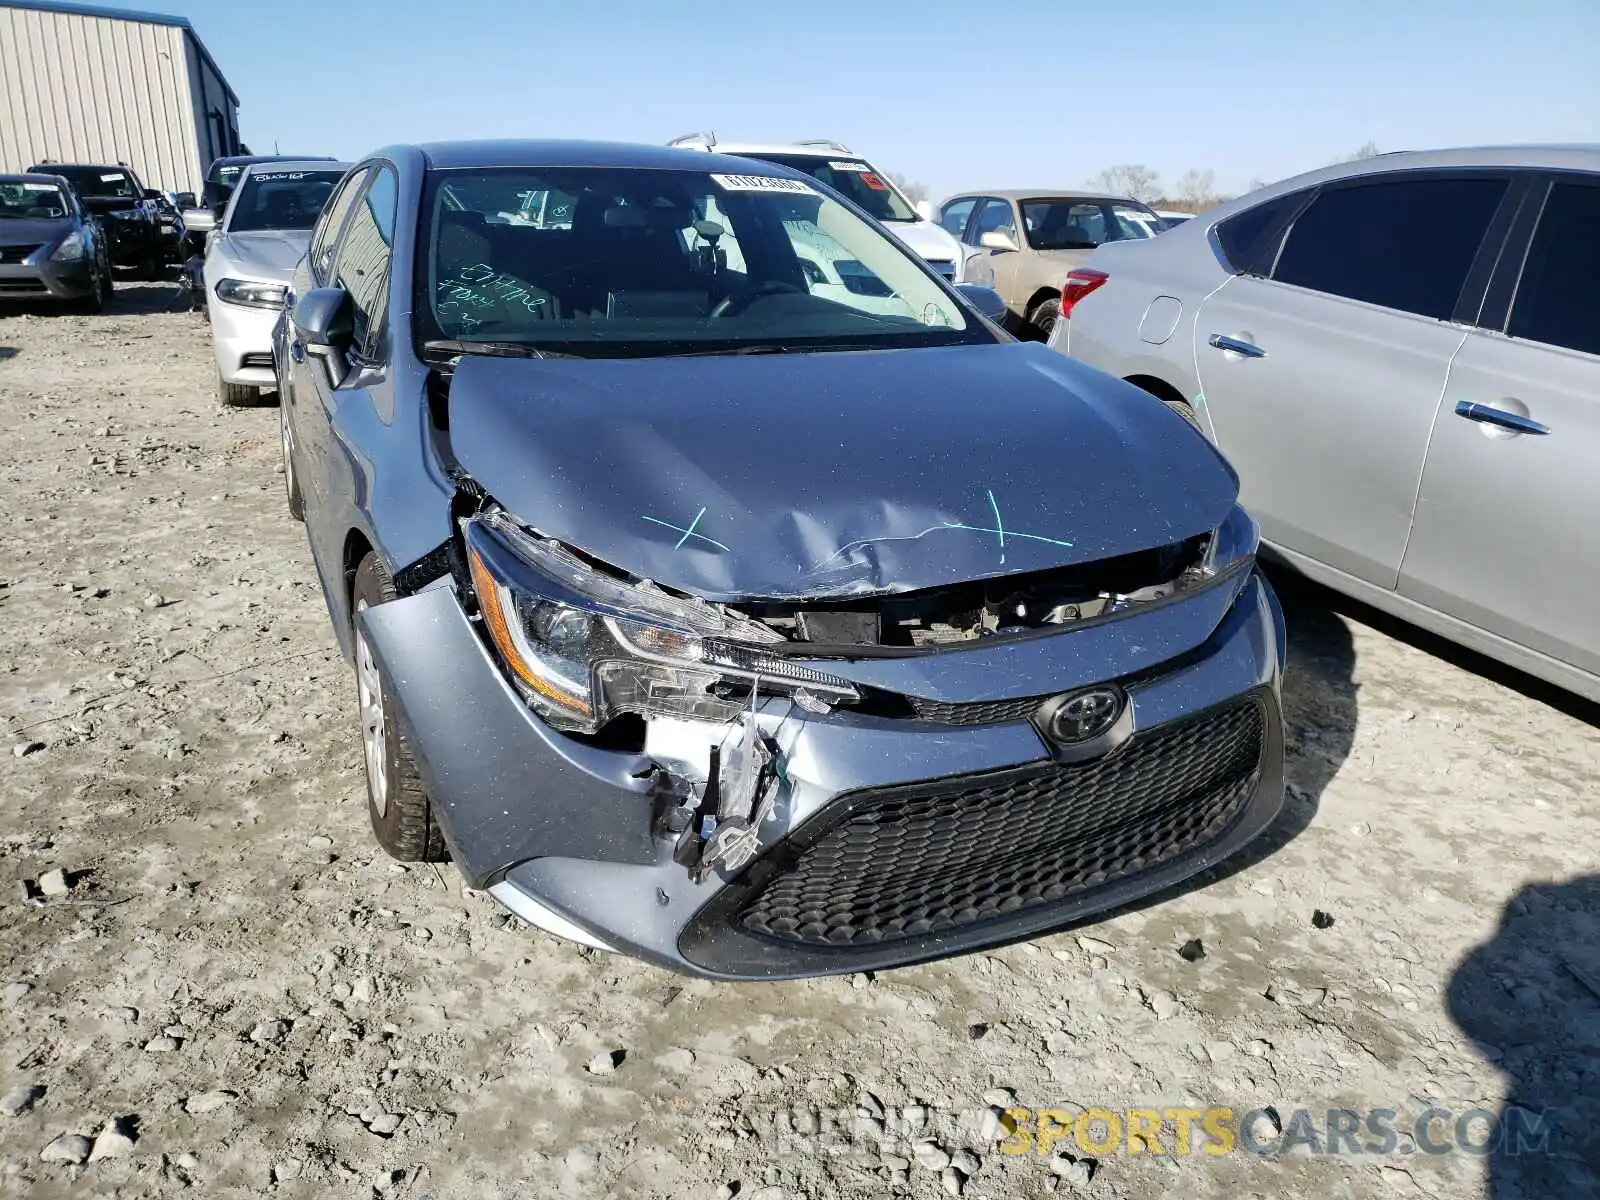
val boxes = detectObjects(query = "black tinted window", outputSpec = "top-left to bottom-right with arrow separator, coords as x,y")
1508,182 -> 1600,357
970,199 -> 1017,243
1216,190 -> 1307,274
332,168 -> 398,355
1273,176 -> 1507,319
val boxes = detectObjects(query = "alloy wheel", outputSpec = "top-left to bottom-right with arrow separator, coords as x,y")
354,601 -> 389,817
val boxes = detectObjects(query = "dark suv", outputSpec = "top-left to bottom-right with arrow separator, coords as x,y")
26,161 -> 175,277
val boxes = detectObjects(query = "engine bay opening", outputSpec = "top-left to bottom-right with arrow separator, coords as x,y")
736,534 -> 1211,649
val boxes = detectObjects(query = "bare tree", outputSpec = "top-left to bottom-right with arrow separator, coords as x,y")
885,172 -> 930,204
1330,141 -> 1380,165
1173,168 -> 1220,212
1086,165 -> 1162,204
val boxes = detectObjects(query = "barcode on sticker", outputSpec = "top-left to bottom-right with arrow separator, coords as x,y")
710,174 -> 815,194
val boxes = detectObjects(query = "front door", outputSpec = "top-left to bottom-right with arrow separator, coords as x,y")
1193,172 -> 1511,588
1400,175 -> 1600,677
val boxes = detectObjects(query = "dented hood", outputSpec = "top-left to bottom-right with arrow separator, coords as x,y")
447,342 -> 1238,601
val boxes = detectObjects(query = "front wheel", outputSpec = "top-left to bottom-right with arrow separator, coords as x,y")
218,372 -> 258,407
352,553 -> 448,862
73,263 -> 107,315
1027,297 -> 1060,341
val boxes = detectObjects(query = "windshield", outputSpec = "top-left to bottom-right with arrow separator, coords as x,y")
226,169 -> 344,232
42,166 -> 136,199
737,155 -> 919,223
1021,199 -> 1159,250
0,181 -> 69,219
417,166 -> 981,358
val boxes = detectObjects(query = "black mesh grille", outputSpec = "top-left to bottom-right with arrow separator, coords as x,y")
736,696 -> 1266,948
908,694 -> 1045,726
0,245 -> 42,265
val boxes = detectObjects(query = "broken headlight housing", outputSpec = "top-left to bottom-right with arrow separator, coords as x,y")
464,510 -> 858,734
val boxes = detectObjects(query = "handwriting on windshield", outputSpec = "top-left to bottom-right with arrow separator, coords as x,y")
436,261 -> 548,324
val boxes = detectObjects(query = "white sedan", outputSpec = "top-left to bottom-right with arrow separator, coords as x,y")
185,160 -> 350,406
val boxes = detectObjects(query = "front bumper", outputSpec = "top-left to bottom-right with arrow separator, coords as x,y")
0,256 -> 94,300
360,570 -> 1286,980
209,296 -> 281,385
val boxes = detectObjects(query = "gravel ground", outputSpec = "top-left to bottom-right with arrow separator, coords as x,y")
1,284 -> 1596,1200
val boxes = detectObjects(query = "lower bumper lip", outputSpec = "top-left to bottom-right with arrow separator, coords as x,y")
358,570 -> 1286,980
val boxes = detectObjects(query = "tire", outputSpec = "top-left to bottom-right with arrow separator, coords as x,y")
218,373 -> 258,408
1027,297 -> 1060,341
281,400 -> 305,521
73,263 -> 107,315
351,552 -> 448,863
1162,399 -> 1204,432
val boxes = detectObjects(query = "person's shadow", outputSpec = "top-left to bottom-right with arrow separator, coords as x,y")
1448,875 -> 1600,1197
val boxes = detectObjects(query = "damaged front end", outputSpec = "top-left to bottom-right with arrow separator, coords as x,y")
453,496 -> 1264,890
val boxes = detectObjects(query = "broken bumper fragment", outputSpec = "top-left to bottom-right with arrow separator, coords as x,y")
357,560 -> 1285,981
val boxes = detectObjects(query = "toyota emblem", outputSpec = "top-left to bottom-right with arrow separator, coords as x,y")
1039,686 -> 1125,745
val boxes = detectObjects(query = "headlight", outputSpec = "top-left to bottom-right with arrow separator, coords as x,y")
50,231 -> 87,261
464,510 -> 858,733
215,278 -> 287,309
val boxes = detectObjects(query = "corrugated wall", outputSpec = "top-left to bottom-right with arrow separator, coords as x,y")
0,5 -> 214,194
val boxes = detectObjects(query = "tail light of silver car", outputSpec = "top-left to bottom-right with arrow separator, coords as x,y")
1060,268 -> 1109,320
462,510 -> 859,735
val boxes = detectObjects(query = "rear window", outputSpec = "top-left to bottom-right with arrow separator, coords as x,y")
736,155 -> 918,224
1215,190 -> 1309,274
1271,176 -> 1508,319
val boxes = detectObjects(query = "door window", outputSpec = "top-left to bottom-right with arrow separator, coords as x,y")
331,166 -> 398,358
310,167 -> 368,283
1272,176 -> 1508,319
939,197 -> 978,241
1507,181 -> 1600,357
970,198 -> 1017,245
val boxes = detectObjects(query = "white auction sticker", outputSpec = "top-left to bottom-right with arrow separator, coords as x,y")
99,172 -> 124,182
710,173 -> 815,194
828,160 -> 868,171
22,183 -> 57,192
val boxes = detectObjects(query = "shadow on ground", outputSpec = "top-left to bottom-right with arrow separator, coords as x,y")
1449,874 -> 1600,1197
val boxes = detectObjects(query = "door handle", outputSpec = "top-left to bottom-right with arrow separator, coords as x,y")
1453,401 -> 1549,436
1208,333 -> 1266,358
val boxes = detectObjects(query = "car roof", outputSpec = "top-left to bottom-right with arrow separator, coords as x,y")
1,172 -> 75,185
942,188 -> 1142,205
1180,143 -> 1600,233
27,162 -> 131,172
239,160 -> 352,177
212,154 -> 335,167
409,139 -> 804,176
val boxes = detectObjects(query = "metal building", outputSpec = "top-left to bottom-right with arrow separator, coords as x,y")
0,0 -> 240,196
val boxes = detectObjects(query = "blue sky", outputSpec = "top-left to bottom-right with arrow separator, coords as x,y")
160,0 -> 1596,200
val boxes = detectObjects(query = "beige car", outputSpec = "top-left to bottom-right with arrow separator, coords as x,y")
937,190 -> 1161,338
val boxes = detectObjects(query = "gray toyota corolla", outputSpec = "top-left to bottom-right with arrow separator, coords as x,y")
274,140 -> 1286,980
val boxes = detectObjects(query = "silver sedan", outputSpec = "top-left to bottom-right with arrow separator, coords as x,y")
185,160 -> 350,406
1050,145 -> 1600,703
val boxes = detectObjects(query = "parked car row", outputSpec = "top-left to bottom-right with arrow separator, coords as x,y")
16,133 -> 1594,983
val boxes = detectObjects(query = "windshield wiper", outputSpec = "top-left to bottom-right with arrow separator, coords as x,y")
421,339 -> 580,362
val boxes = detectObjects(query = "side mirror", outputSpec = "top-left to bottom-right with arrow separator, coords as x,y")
175,192 -> 197,209
955,283 -> 1008,322
979,230 -> 1019,253
914,200 -> 936,222
182,208 -> 217,234
143,188 -> 163,201
293,287 -> 355,360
